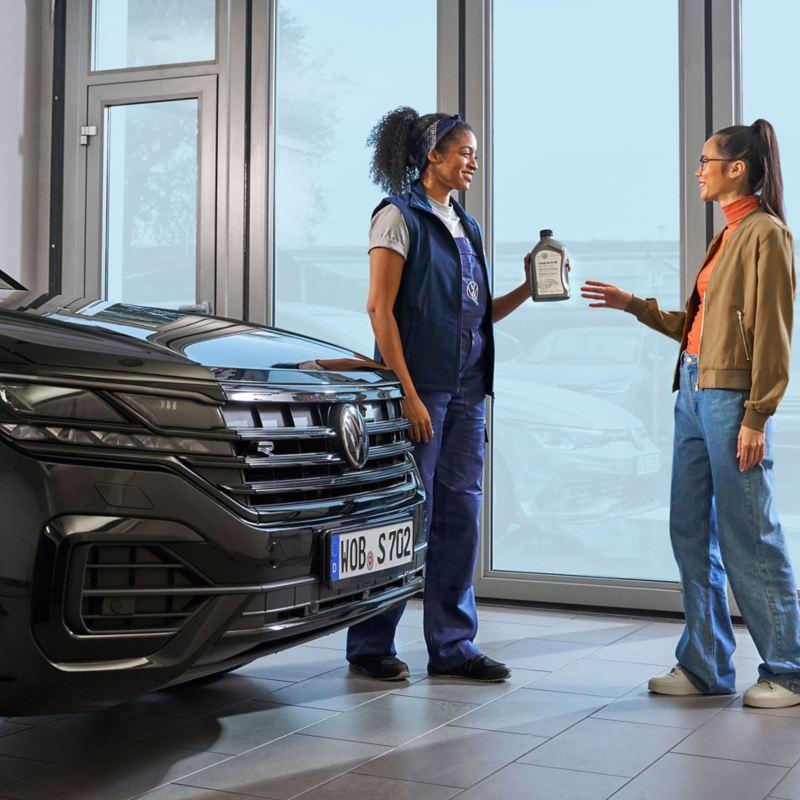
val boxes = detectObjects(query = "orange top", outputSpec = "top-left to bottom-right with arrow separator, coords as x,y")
685,194 -> 760,355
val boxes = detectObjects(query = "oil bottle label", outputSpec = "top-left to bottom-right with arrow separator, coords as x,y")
534,250 -> 564,296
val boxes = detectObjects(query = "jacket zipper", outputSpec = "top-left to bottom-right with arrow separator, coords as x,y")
694,229 -> 726,391
736,309 -> 751,361
422,206 -> 465,391
695,288 -> 706,391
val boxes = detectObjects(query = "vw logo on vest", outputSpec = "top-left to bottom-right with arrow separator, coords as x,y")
334,403 -> 369,469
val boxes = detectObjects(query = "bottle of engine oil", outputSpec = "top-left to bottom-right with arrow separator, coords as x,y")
529,229 -> 569,302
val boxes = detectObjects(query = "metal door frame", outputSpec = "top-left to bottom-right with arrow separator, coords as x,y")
84,76 -> 218,306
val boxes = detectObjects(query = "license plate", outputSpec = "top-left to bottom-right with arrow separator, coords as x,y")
636,453 -> 660,475
329,520 -> 414,583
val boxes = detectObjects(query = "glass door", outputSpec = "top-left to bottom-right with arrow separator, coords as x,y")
84,77 -> 217,309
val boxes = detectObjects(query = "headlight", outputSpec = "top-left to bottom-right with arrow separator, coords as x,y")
0,383 -> 124,422
522,424 -> 618,450
0,423 -> 232,455
0,381 -> 231,456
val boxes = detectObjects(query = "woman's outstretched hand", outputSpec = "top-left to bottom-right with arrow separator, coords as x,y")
581,280 -> 633,310
403,394 -> 434,443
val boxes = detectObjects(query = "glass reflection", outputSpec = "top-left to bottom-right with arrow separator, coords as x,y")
742,0 -> 800,568
492,0 -> 679,581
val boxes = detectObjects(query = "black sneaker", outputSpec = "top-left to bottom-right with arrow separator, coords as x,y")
348,655 -> 410,681
428,654 -> 511,682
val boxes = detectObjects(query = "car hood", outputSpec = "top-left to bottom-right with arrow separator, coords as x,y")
496,360 -> 621,387
0,292 -> 390,386
494,376 -> 645,430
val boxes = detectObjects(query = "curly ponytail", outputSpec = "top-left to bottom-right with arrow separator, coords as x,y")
715,118 -> 786,223
368,106 -> 474,195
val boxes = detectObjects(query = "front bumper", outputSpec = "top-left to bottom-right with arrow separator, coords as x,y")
0,449 -> 425,715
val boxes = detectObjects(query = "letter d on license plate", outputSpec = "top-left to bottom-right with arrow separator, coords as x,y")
329,520 -> 414,583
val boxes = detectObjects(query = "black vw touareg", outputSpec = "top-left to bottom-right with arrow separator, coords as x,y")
0,272 -> 425,714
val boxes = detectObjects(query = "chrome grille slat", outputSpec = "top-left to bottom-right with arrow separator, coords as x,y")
370,441 -> 414,458
253,475 -> 417,515
242,440 -> 413,469
233,426 -> 335,440
223,461 -> 416,496
245,452 -> 342,467
367,419 -> 411,434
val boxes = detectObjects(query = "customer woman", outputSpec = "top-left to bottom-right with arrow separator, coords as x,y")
581,119 -> 800,708
346,107 -> 533,682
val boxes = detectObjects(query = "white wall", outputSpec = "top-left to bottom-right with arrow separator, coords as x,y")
0,0 -> 48,290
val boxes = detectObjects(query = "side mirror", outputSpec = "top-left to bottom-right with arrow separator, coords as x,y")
178,301 -> 212,315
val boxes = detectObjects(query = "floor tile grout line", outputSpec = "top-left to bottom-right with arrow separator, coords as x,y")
762,762 -> 796,800
0,751 -> 58,768
667,747 -> 800,770
130,783 -> 270,800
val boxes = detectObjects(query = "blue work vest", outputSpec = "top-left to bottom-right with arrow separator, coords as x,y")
372,182 -> 495,395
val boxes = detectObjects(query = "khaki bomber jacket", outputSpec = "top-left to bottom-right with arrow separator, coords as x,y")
624,208 -> 796,431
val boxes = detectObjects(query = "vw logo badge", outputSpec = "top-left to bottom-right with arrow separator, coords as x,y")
335,404 -> 369,469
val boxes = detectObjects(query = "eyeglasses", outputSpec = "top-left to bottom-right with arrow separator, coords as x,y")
698,155 -> 731,172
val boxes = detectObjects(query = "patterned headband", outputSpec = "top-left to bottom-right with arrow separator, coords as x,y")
411,113 -> 463,172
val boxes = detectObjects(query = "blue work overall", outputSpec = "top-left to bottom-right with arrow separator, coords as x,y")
347,233 -> 489,672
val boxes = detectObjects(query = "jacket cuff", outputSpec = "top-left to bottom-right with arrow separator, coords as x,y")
624,294 -> 647,317
742,407 -> 769,432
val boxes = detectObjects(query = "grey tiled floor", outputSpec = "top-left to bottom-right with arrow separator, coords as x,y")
0,600 -> 797,799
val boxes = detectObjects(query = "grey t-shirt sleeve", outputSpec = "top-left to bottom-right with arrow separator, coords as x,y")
368,204 -> 410,259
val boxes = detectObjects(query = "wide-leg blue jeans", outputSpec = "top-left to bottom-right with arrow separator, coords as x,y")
672,353 -> 800,694
346,387 -> 485,672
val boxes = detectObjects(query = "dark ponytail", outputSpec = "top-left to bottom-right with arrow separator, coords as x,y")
715,118 -> 786,224
368,106 -> 473,195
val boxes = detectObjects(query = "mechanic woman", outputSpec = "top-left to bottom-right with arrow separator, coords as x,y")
346,107 -> 535,682
582,119 -> 800,708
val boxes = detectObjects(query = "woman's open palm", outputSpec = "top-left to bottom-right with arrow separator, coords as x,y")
581,280 -> 633,310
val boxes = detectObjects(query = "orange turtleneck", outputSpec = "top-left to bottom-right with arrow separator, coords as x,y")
685,194 -> 761,355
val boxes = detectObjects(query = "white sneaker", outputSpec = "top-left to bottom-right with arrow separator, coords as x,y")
648,665 -> 703,696
743,679 -> 800,708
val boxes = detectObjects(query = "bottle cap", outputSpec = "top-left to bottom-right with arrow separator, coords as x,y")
539,229 -> 553,238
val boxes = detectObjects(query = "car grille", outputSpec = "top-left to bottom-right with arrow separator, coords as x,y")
71,543 -> 212,635
185,385 -> 418,522
537,472 -> 659,514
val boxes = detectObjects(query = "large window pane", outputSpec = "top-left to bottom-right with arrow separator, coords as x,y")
92,0 -> 216,71
103,99 -> 198,307
492,0 -> 679,581
742,0 -> 800,567
273,1 -> 435,353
